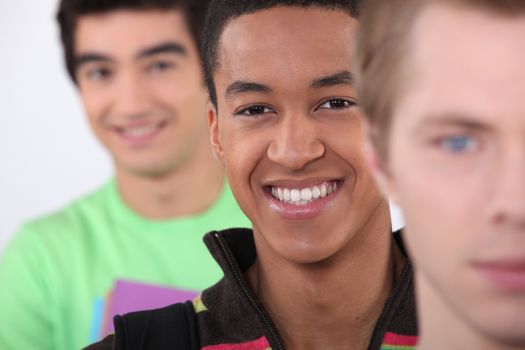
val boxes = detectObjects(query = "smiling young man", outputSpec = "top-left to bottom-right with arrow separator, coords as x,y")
0,1 -> 250,349
87,1 -> 418,349
356,0 -> 525,349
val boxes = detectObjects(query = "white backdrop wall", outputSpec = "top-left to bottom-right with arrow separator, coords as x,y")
0,0 -> 403,253
0,0 -> 112,252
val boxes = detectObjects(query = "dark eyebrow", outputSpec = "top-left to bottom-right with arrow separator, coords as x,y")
311,71 -> 354,89
74,41 -> 187,70
75,53 -> 114,68
225,81 -> 272,98
136,41 -> 187,59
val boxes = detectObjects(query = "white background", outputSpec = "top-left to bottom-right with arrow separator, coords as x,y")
0,0 -> 112,253
0,0 -> 403,253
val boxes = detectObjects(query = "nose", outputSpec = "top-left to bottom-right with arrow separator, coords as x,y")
488,149 -> 525,230
112,71 -> 150,119
267,113 -> 325,170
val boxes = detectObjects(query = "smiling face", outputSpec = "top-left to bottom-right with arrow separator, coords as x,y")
209,6 -> 389,264
75,9 -> 209,177
377,4 -> 525,347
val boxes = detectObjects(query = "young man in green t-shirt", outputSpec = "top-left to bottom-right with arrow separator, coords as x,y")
0,1 -> 249,349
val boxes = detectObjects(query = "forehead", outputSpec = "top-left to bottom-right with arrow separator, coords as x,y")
216,7 -> 357,86
74,9 -> 192,56
404,4 -> 525,124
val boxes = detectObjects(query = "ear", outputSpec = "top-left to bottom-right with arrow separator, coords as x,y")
363,122 -> 401,205
208,102 -> 225,166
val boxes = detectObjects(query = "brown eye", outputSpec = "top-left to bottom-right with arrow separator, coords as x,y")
149,61 -> 175,73
317,98 -> 356,110
86,67 -> 113,81
236,105 -> 274,117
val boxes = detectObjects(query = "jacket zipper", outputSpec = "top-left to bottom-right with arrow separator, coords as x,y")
368,261 -> 411,350
214,232 -> 285,350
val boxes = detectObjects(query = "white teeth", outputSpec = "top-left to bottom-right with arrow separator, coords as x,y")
320,183 -> 327,197
270,182 -> 339,205
301,188 -> 312,201
284,189 -> 291,201
122,125 -> 157,137
290,189 -> 301,202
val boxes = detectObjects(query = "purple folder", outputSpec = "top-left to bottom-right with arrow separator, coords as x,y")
101,279 -> 199,336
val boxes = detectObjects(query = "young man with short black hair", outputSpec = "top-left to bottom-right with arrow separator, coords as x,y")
88,1 -> 418,349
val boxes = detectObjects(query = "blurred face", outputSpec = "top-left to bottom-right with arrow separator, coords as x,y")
379,4 -> 525,346
210,7 -> 388,264
75,10 -> 209,177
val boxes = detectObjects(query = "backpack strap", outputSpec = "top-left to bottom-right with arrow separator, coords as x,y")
114,300 -> 200,350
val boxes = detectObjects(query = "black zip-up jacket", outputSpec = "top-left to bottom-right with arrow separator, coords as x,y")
86,228 -> 418,349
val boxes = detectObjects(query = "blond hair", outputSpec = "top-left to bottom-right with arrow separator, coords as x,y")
354,0 -> 525,156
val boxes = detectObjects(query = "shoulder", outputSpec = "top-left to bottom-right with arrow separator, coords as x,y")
109,301 -> 199,349
16,183 -> 110,241
83,334 -> 116,350
1,183 -> 111,264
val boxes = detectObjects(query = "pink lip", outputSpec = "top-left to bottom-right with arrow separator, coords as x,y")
265,180 -> 342,220
474,260 -> 525,291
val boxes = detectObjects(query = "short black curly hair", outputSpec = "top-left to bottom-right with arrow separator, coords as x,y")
201,0 -> 360,108
57,0 -> 211,83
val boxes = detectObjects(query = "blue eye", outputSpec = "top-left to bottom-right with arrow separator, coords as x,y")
236,105 -> 274,117
440,135 -> 477,153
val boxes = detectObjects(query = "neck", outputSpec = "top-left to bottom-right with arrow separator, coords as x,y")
115,139 -> 224,219
250,201 -> 403,350
416,274 -> 525,350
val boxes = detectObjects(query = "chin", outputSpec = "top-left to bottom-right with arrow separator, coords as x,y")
456,297 -> 525,348
478,324 -> 525,348
119,158 -> 180,177
478,314 -> 525,346
275,238 -> 343,265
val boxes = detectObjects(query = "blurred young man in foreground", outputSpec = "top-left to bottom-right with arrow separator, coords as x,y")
356,0 -> 525,349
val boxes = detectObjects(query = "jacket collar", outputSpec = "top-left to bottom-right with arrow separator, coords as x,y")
203,227 -> 257,276
204,228 -> 408,276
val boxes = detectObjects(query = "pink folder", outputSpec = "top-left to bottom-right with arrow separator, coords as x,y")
101,279 -> 199,336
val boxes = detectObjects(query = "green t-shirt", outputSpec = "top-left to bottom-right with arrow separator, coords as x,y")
0,179 -> 250,350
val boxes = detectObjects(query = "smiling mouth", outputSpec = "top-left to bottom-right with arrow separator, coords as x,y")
113,120 -> 168,141
267,181 -> 340,206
